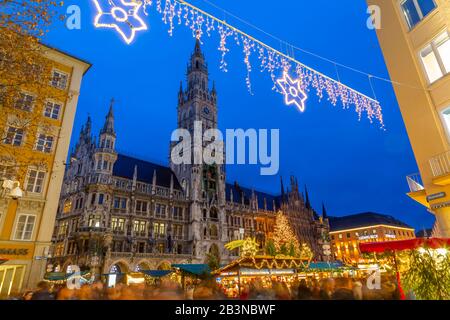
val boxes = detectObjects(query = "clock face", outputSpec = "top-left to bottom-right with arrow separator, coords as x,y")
203,106 -> 210,115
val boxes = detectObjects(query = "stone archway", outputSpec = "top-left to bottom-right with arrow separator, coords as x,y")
157,261 -> 172,270
108,260 -> 130,274
133,260 -> 151,272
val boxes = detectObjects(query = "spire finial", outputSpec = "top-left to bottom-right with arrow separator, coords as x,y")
322,202 -> 328,219
304,185 -> 311,209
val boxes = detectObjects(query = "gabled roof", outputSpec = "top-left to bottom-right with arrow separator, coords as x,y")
328,212 -> 413,232
112,154 -> 182,190
415,229 -> 433,238
225,183 -> 281,211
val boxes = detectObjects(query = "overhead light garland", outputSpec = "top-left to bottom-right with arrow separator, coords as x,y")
93,0 -> 148,44
92,0 -> 384,128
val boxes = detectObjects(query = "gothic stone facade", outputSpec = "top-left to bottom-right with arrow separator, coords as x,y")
50,41 -> 330,274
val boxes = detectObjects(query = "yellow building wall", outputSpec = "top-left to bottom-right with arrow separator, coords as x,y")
367,0 -> 450,235
0,45 -> 90,296
331,225 -> 415,263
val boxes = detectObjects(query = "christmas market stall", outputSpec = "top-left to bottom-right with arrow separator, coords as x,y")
213,255 -> 310,298
43,270 -> 92,286
359,237 -> 450,300
214,212 -> 322,298
140,270 -> 174,286
171,264 -> 212,288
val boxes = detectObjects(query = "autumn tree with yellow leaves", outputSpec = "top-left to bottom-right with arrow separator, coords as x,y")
0,1 -> 67,181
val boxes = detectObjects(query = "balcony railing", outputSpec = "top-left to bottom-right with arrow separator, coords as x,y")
429,151 -> 450,178
406,173 -> 425,192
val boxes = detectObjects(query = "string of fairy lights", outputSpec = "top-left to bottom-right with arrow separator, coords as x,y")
92,0 -> 385,128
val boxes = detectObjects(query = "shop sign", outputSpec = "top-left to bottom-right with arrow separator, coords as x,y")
0,248 -> 29,256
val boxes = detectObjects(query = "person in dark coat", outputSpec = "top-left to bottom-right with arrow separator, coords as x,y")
297,279 -> 312,300
332,278 -> 354,300
30,281 -> 56,300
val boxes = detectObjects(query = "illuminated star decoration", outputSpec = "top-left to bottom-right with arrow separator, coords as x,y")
276,73 -> 308,112
93,0 -> 148,44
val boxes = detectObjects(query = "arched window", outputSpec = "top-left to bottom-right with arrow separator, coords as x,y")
210,207 -> 218,221
63,199 -> 72,214
210,225 -> 218,239
110,264 -> 121,274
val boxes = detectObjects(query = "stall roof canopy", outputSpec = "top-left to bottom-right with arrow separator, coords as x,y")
360,238 -> 450,253
0,258 -> 8,265
44,271 -> 90,281
213,256 -> 311,275
171,264 -> 211,276
141,270 -> 173,277
308,262 -> 345,270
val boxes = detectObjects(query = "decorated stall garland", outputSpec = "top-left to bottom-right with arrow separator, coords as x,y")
360,238 -> 450,300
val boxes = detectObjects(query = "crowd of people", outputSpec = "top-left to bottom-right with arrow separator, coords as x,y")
8,274 -> 401,300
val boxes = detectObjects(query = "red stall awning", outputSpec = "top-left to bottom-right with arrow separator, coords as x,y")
359,238 -> 450,253
0,258 -> 8,265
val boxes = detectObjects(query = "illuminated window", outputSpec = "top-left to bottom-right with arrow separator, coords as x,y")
153,222 -> 165,237
63,200 -> 72,214
89,215 -> 101,228
58,221 -> 68,236
210,225 -> 218,239
111,217 -> 125,231
14,214 -> 36,241
400,0 -> 436,30
420,31 -> 450,83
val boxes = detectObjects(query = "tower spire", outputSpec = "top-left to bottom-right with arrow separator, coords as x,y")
101,98 -> 116,136
304,185 -> 311,209
322,202 -> 328,219
280,176 -> 285,202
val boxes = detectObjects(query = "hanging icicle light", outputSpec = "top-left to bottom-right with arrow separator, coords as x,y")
92,0 -> 384,128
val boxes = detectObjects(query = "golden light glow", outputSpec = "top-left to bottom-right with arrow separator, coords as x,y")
93,0 -> 148,45
276,72 -> 308,112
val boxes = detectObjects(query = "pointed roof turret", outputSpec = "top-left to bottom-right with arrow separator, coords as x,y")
322,202 -> 328,219
304,185 -> 311,209
194,37 -> 202,55
101,98 -> 116,136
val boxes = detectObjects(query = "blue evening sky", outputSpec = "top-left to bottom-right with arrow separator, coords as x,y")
43,0 -> 434,230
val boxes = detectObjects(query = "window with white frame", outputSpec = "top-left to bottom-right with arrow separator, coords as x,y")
14,92 -> 35,111
440,106 -> 450,141
400,0 -> 437,30
4,126 -> 24,146
420,31 -> 450,83
14,214 -> 36,241
25,169 -> 46,193
35,134 -> 54,153
51,70 -> 68,90
44,101 -> 62,120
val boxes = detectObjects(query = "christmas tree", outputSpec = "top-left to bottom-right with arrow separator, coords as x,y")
272,212 -> 300,257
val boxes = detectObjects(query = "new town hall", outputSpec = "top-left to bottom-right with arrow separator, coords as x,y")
49,41 -> 331,274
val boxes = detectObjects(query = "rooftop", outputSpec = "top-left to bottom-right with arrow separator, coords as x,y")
328,212 -> 413,232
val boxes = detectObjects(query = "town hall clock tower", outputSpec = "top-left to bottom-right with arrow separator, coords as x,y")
170,40 -> 228,262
